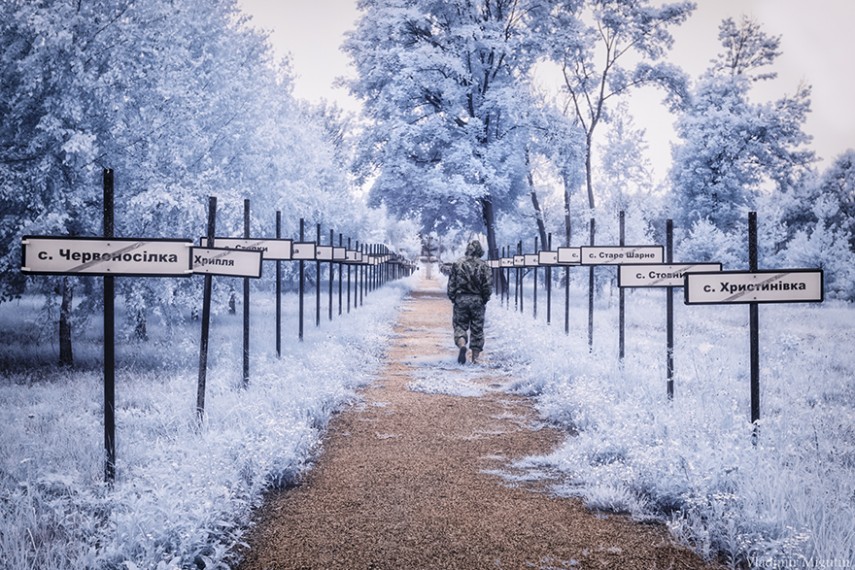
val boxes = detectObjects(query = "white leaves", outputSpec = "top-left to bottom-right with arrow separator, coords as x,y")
60,132 -> 97,164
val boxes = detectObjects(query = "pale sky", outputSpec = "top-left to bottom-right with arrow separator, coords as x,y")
237,0 -> 855,180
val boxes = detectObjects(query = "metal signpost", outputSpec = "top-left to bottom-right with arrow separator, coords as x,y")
617,221 -> 724,399
191,247 -> 263,278
684,270 -> 823,305
580,245 -> 664,265
208,237 -> 293,260
618,263 -> 723,288
684,212 -> 824,429
21,169 -> 193,483
21,172 -> 414,484
22,237 -> 193,276
557,247 -> 581,264
581,239 -> 664,353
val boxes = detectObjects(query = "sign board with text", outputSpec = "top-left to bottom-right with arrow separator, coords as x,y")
581,246 -> 663,265
292,242 -> 317,260
557,247 -> 581,265
684,269 -> 824,305
538,251 -> 559,265
205,238 -> 292,261
619,263 -> 722,288
22,236 -> 192,276
191,247 -> 262,278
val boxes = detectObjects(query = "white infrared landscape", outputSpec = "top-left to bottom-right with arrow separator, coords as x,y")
1,271 -> 853,569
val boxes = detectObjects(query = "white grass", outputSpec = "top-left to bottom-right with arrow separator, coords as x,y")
0,275 -> 415,570
486,280 -> 855,569
4,270 -> 852,570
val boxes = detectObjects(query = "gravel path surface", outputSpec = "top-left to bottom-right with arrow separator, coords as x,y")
235,276 -> 720,570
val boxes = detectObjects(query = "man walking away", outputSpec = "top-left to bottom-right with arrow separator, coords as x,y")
447,240 -> 492,364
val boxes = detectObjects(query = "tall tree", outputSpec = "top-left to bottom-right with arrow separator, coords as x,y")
0,0 -> 375,362
549,0 -> 693,211
344,0 -> 554,258
670,16 -> 814,233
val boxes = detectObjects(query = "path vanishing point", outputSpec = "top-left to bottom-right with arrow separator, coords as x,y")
236,274 -> 721,570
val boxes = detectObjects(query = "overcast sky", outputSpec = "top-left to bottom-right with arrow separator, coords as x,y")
237,0 -> 854,180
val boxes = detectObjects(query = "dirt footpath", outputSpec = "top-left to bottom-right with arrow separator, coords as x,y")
236,275 -> 719,570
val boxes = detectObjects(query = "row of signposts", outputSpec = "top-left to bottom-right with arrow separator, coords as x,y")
489,212 -> 824,436
19,169 -> 415,482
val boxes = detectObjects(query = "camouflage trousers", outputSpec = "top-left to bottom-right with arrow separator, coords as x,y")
452,294 -> 487,351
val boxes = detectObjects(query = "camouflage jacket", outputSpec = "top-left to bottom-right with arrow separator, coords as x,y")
447,243 -> 492,304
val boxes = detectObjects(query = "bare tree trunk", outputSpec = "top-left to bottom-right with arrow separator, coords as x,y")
562,172 -> 575,247
134,310 -> 148,341
526,149 -> 549,248
59,276 -> 74,367
479,195 -> 507,291
228,287 -> 237,314
584,134 -> 596,211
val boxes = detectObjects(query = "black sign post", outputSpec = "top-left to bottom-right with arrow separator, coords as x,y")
242,200 -> 250,388
329,229 -> 335,322
619,212 -> 625,361
666,219 -> 675,400
564,226 -> 571,336
22,169 -> 194,481
533,237 -> 539,320
197,196 -> 217,423
748,211 -> 760,426
588,218 -> 595,352
338,233 -> 344,316
546,234 -> 552,325
276,211 -> 282,358
299,219 -> 305,341
684,212 -> 824,427
315,223 -> 322,328
103,169 -> 116,483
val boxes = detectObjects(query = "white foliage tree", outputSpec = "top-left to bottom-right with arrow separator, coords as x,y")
344,0 -> 559,259
0,0 -> 381,360
670,17 -> 814,236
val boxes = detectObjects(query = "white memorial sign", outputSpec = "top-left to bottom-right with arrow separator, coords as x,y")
207,238 -> 292,260
684,270 -> 824,304
22,236 -> 192,276
557,247 -> 581,264
292,242 -> 317,260
619,263 -> 722,288
538,251 -> 559,265
192,247 -> 263,278
581,246 -> 663,265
